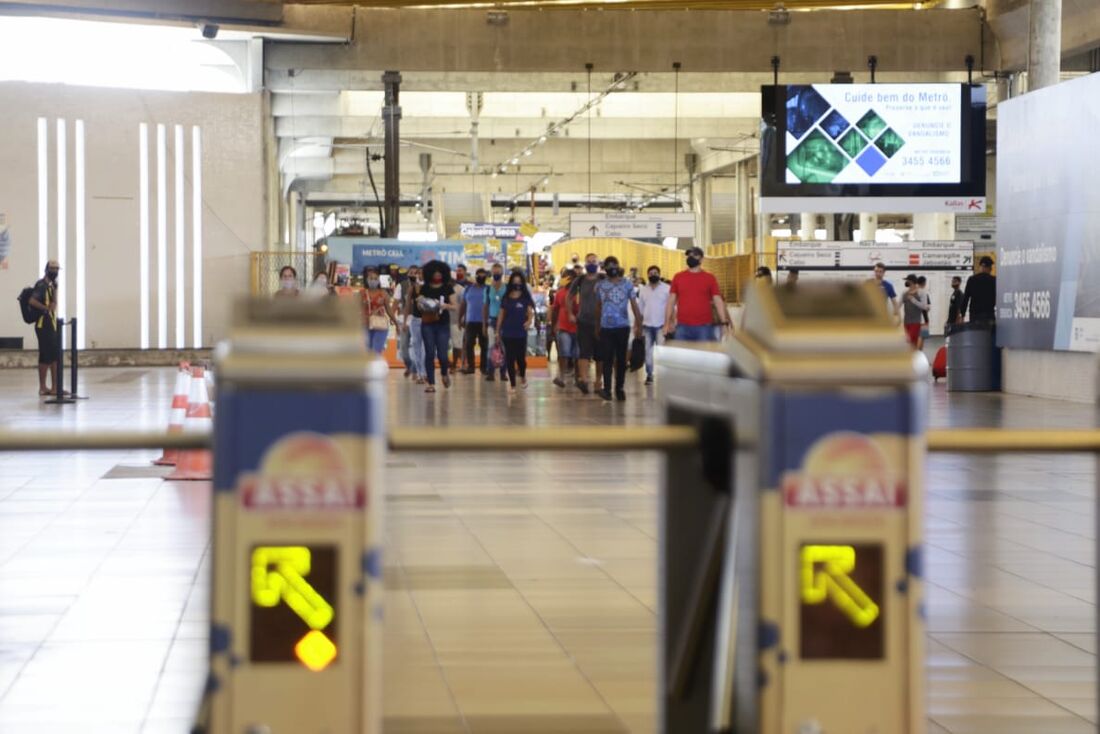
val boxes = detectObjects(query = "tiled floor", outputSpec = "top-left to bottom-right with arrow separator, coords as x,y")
0,366 -> 1096,733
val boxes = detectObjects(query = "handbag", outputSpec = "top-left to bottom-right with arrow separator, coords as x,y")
365,292 -> 390,330
629,335 -> 646,372
490,341 -> 505,368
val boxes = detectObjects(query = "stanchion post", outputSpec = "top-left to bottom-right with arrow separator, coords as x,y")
68,317 -> 87,400
44,317 -> 75,405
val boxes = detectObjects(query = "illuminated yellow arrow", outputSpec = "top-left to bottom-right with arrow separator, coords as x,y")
800,545 -> 880,628
251,546 -> 334,631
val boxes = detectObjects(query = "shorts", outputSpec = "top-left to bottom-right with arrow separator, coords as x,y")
556,330 -> 579,360
904,322 -> 922,346
576,322 -> 599,360
36,322 -> 59,365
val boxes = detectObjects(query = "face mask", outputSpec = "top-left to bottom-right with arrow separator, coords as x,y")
648,274 -> 660,284
47,270 -> 59,281
606,266 -> 621,278
585,263 -> 598,274
367,278 -> 380,288
476,275 -> 487,285
431,275 -> 443,284
456,273 -> 466,282
281,278 -> 296,290
492,272 -> 503,282
509,282 -> 524,292
686,256 -> 701,269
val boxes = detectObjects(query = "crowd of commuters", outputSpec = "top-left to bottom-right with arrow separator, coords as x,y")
871,255 -> 997,350
274,248 -> 733,399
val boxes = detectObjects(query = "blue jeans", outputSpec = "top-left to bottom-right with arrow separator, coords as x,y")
556,331 -> 579,360
421,321 -> 451,385
643,326 -> 663,378
407,317 -> 425,377
366,328 -> 389,355
675,324 -> 717,342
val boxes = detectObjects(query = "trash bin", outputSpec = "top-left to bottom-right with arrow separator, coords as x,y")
946,322 -> 1001,392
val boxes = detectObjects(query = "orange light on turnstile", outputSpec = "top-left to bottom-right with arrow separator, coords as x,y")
295,629 -> 337,672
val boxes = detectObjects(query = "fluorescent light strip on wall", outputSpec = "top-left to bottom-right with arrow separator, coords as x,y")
37,118 -> 48,274
56,118 -> 66,324
174,124 -> 185,349
138,123 -> 150,349
156,123 -> 167,349
191,126 -> 203,348
75,119 -> 86,349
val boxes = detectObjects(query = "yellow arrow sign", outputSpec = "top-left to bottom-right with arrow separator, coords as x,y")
800,545 -> 880,628
252,546 -> 334,631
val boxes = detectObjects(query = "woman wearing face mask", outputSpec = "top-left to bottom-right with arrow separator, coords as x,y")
416,260 -> 457,393
401,266 -> 427,384
275,265 -> 299,298
594,256 -> 643,401
496,271 -> 534,393
305,271 -> 333,300
362,265 -> 398,355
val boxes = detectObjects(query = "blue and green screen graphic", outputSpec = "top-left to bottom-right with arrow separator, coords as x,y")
784,84 -> 961,185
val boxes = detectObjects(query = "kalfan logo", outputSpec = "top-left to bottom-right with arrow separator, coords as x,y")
783,475 -> 907,508
241,476 -> 366,509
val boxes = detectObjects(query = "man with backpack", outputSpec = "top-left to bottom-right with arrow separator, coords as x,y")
26,260 -> 61,396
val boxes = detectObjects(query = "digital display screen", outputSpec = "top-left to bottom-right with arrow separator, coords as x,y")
799,543 -> 884,660
760,83 -> 985,199
250,545 -> 339,670
785,84 -> 961,185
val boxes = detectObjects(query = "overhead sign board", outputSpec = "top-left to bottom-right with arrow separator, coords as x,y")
458,222 -> 523,239
569,212 -> 696,239
777,240 -> 973,271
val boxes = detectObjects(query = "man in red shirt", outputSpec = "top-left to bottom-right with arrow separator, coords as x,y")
548,266 -> 582,389
664,247 -> 731,341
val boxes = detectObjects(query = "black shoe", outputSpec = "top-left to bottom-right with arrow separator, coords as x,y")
552,377 -> 565,389
644,376 -> 653,385
486,374 -> 495,382
598,389 -> 613,401
615,390 -> 626,401
577,382 -> 590,395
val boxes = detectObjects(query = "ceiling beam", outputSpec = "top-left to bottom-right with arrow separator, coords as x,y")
269,7 -> 983,74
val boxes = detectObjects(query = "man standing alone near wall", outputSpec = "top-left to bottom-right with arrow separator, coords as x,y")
28,260 -> 60,397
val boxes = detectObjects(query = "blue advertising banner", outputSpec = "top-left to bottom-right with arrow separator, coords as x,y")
996,74 -> 1100,352
325,237 -> 466,272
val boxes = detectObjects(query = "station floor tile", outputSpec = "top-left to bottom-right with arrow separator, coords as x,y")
0,366 -> 1095,732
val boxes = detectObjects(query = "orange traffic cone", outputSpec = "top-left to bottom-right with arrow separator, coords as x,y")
167,366 -> 213,481
154,362 -> 191,467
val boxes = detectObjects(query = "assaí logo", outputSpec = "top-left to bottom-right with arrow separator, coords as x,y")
782,432 -> 907,509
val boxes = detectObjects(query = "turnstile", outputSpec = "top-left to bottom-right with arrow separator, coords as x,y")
659,280 -> 925,734
194,298 -> 385,734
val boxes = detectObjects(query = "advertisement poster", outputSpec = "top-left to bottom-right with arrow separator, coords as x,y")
463,242 -> 486,271
995,73 -> 1100,352
0,214 -> 10,269
507,241 -> 527,270
785,84 -> 962,185
484,240 -> 504,267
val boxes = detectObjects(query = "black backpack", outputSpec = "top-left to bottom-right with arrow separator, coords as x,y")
17,287 -> 38,324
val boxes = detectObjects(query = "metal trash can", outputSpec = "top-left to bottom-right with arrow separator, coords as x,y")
946,322 -> 1001,392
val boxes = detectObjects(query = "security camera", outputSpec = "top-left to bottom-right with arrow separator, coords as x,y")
200,23 -> 219,40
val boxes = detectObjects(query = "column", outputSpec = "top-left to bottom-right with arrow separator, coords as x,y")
912,213 -> 955,241
799,212 -> 816,240
1028,0 -> 1063,91
735,161 -> 750,253
858,213 -> 878,241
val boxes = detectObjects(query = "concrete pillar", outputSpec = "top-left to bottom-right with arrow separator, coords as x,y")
695,176 -> 713,250
735,161 -> 750,252
912,213 -> 955,240
799,212 -> 816,240
858,213 -> 879,241
1028,0 -> 1063,91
